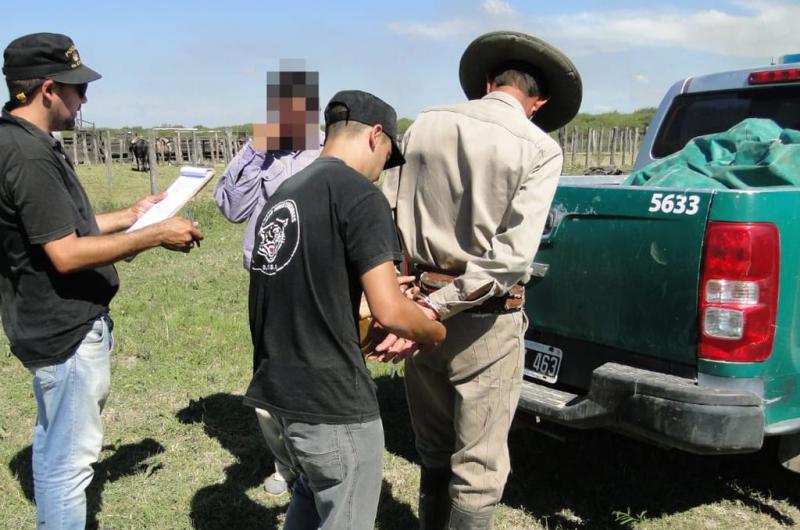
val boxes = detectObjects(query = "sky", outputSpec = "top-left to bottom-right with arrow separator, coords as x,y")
2,0 -> 799,128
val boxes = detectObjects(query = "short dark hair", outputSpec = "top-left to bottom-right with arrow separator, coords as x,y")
5,78 -> 43,109
488,61 -> 546,98
324,103 -> 372,140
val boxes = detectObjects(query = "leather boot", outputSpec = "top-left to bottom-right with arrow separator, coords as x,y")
447,504 -> 496,530
418,466 -> 452,530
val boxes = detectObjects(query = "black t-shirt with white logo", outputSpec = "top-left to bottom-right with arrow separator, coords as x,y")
0,110 -> 119,366
244,157 -> 401,424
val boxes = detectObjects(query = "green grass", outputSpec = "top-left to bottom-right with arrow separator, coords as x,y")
2,163 -> 800,529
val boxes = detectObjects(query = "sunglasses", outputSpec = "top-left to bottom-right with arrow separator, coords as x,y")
75,83 -> 88,99
55,82 -> 88,99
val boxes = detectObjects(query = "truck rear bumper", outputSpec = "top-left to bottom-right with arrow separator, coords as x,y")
518,362 -> 764,454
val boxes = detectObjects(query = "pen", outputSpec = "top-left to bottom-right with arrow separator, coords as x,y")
183,207 -> 200,247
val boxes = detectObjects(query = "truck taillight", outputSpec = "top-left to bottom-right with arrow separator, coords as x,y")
699,222 -> 779,362
748,68 -> 800,85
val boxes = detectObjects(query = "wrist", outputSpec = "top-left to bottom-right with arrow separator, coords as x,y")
125,206 -> 138,227
141,222 -> 165,248
413,292 -> 442,321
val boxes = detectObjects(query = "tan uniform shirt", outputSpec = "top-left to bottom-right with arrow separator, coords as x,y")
381,91 -> 562,320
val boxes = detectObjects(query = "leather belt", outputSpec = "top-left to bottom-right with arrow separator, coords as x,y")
415,268 -> 525,314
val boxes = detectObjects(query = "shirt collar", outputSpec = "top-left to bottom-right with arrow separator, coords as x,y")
1,107 -> 61,149
482,91 -> 527,116
249,130 -> 325,159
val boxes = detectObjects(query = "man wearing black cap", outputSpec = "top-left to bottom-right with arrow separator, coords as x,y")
380,31 -> 582,529
0,33 -> 203,529
243,89 -> 445,529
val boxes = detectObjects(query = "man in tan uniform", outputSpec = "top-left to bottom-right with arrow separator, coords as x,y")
381,31 -> 582,529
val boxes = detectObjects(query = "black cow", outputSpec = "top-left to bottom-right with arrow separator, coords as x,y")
130,138 -> 149,172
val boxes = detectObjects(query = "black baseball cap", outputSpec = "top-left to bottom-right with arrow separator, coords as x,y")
3,33 -> 101,84
324,90 -> 405,169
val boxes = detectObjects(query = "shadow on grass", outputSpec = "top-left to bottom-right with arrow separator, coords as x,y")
375,371 -> 800,529
501,416 -> 800,528
176,392 -> 416,529
375,373 -> 419,465
9,438 -> 165,530
176,393 -> 283,529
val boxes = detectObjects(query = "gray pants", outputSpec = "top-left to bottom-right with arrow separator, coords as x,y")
275,414 -> 384,530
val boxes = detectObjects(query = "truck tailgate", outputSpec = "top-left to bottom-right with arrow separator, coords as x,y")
526,185 -> 715,386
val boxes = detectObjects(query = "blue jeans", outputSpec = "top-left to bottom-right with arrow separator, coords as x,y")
277,416 -> 384,530
27,316 -> 113,530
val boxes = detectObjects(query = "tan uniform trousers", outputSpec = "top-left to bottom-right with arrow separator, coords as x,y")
405,310 -> 527,513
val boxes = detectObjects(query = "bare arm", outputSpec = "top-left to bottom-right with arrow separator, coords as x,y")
43,217 -> 203,274
361,262 -> 445,347
359,275 -> 416,319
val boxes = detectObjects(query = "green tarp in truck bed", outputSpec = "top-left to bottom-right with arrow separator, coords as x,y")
624,118 -> 800,189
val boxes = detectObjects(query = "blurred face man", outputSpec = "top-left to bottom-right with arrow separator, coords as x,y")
256,69 -> 320,152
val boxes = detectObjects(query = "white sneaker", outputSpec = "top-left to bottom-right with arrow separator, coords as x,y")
263,473 -> 290,496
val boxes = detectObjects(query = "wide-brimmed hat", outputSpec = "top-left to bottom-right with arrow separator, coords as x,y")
459,31 -> 582,132
3,33 -> 101,84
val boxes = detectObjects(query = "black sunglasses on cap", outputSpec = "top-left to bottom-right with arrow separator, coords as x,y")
73,82 -> 88,99
55,81 -> 87,99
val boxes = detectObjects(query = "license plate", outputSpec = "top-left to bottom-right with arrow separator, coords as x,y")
524,340 -> 562,384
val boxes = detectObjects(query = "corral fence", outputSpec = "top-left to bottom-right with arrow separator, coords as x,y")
61,125 -> 649,187
554,126 -> 647,173
62,128 -> 250,167
63,127 -> 251,193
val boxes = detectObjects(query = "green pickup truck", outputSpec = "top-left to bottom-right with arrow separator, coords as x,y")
520,54 -> 800,468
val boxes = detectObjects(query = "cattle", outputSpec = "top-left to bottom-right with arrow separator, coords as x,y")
130,137 -> 149,172
155,137 -> 175,165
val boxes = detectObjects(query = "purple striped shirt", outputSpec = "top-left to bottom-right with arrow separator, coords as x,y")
214,139 -> 321,269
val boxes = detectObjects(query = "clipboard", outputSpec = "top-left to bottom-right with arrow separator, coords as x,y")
127,166 -> 214,232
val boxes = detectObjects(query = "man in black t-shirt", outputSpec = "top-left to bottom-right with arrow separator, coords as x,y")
0,33 -> 204,529
245,90 -> 446,529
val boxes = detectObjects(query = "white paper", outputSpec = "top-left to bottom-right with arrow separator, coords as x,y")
127,166 -> 214,232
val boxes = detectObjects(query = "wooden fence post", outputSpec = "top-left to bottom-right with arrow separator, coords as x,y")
621,127 -> 628,167
584,128 -> 592,169
628,128 -> 634,163
175,131 -> 183,164
148,130 -> 158,193
105,130 -> 113,193
72,128 -> 79,164
94,130 -> 101,164
570,127 -> 577,168
90,131 -> 99,165
213,132 -> 220,165
594,127 -> 606,166
123,132 -> 130,164
81,132 -> 89,166
191,131 -> 199,165
225,129 -> 234,163
633,127 -> 640,165
609,127 -> 618,166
